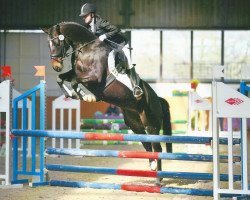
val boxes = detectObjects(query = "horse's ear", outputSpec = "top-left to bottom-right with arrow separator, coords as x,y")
41,27 -> 49,34
56,24 -> 61,34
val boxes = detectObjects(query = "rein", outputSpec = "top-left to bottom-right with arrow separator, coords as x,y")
105,38 -> 133,50
62,38 -> 97,60
49,33 -> 97,61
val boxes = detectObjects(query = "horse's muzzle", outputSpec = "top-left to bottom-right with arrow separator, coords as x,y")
51,58 -> 63,72
53,66 -> 62,72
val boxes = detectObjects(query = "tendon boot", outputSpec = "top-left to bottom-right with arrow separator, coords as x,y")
128,65 -> 143,100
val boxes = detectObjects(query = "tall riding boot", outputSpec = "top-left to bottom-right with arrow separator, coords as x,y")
128,65 -> 143,100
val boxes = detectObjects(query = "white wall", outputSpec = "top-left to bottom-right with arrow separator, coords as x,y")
150,82 -> 241,98
0,31 -> 241,98
150,83 -> 211,97
0,31 -> 71,96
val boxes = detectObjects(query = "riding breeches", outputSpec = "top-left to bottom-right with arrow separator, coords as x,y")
107,44 -> 133,71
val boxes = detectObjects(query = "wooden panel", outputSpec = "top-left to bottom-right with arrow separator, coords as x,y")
1,0 -> 250,30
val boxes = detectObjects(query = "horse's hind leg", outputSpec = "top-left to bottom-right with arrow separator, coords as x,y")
144,126 -> 163,186
140,141 -> 161,172
122,110 -> 154,166
138,103 -> 163,184
141,141 -> 155,169
123,109 -> 162,185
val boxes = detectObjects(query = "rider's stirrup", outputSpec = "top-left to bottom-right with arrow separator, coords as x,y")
133,85 -> 143,100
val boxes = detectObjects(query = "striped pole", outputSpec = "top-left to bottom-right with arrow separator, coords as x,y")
81,119 -> 188,124
81,129 -> 133,134
81,120 -> 187,135
46,148 -> 241,163
12,130 -> 241,145
49,180 -> 241,197
80,130 -> 139,145
81,141 -> 138,145
46,164 -> 241,181
50,180 -> 213,196
81,129 -> 187,135
81,119 -> 125,124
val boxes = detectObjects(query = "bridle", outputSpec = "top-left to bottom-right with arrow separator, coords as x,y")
49,32 -> 97,63
48,24 -> 133,65
49,34 -> 67,63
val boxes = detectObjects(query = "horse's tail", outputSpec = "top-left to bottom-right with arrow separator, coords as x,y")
159,97 -> 172,153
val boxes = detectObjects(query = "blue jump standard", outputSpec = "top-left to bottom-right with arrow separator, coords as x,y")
12,129 -> 241,144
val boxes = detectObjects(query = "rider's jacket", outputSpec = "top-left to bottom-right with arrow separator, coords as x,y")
86,14 -> 128,49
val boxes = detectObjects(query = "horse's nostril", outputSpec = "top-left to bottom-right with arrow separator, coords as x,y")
52,65 -> 62,72
55,67 -> 61,72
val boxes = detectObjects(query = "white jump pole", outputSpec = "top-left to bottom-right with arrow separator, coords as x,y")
1,88 -> 32,158
52,95 -> 80,149
0,80 -> 22,188
0,80 -> 11,187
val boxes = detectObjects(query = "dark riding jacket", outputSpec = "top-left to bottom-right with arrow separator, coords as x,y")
87,15 -> 128,49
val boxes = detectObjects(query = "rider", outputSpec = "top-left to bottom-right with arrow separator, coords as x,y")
79,2 -> 143,100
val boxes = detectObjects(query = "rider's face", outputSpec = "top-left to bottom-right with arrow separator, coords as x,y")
83,13 -> 93,24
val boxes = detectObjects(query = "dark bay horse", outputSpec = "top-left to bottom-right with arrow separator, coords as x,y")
42,22 -> 172,184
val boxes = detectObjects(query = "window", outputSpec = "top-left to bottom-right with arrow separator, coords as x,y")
193,31 -> 221,79
162,31 -> 191,80
225,31 -> 250,80
131,30 -> 160,80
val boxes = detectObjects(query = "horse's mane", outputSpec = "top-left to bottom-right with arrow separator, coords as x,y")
59,21 -> 89,33
58,21 -> 96,43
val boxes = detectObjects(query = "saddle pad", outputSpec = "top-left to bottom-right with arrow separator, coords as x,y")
115,72 -> 133,92
108,50 -> 133,91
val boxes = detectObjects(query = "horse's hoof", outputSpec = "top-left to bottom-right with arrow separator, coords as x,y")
83,94 -> 97,102
71,90 -> 80,99
72,95 -> 80,100
65,94 -> 71,98
89,95 -> 96,102
149,160 -> 157,171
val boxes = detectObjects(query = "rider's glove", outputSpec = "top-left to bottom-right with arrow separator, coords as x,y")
99,34 -> 107,41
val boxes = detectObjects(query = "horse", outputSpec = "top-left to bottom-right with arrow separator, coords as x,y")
42,22 -> 172,185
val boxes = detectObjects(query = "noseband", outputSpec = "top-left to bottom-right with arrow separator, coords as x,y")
49,34 -> 67,63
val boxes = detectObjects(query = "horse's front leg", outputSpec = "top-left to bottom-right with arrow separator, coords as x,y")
56,70 -> 79,99
71,80 -> 97,102
56,75 -> 72,98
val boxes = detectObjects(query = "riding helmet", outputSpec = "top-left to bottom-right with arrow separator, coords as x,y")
79,3 -> 96,16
